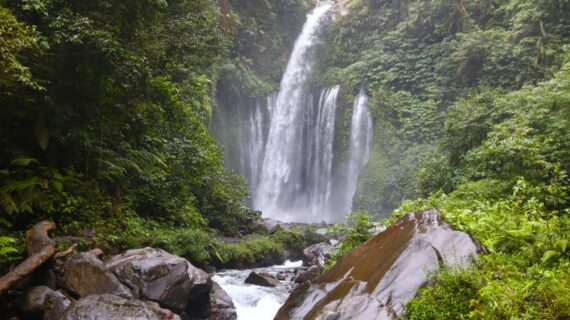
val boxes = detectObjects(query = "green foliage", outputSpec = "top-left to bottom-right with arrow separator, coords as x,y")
406,268 -> 480,320
216,236 -> 279,263
213,229 -> 305,268
401,174 -> 570,319
214,0 -> 309,102
315,0 -> 570,218
0,157 -> 70,218
0,0 -> 256,267
220,58 -> 276,97
0,235 -> 22,266
81,214 -> 215,267
315,2 -> 570,318
326,210 -> 374,270
0,6 -> 42,90
428,63 -> 570,193
224,0 -> 309,83
370,52 -> 570,320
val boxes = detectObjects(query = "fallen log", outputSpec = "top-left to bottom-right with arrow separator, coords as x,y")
0,221 -> 57,295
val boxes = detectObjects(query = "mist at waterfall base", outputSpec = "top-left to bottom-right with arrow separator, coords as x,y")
219,3 -> 373,223
212,261 -> 303,320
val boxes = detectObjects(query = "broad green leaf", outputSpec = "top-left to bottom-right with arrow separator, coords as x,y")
541,250 -> 559,263
556,239 -> 568,253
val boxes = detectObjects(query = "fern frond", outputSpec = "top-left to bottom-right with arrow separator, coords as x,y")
1,194 -> 19,214
10,157 -> 39,167
0,236 -> 21,264
1,177 -> 42,192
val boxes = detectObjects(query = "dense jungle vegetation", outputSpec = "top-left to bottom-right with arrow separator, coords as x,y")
1,0 -> 569,318
0,0 -> 313,269
315,0 -> 570,318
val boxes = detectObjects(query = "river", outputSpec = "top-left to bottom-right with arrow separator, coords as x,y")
212,261 -> 303,320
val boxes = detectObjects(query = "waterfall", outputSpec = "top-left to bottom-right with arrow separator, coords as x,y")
307,86 -> 340,218
254,3 -> 335,222
217,3 -> 374,223
240,94 -> 275,198
343,90 -> 374,213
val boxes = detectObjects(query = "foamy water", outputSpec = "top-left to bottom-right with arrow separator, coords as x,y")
212,261 -> 303,320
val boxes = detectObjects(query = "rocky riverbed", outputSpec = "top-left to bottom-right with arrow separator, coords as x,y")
1,210 -> 484,320
212,260 -> 302,320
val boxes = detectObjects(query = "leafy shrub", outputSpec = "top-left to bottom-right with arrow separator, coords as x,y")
406,268 -> 479,320
403,176 -> 570,319
0,235 -> 22,267
326,211 -> 374,270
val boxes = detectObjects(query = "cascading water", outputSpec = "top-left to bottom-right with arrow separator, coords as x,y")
307,86 -> 340,218
217,3 -> 374,223
343,90 -> 374,213
212,261 -> 302,320
240,94 -> 275,197
255,3 -> 335,221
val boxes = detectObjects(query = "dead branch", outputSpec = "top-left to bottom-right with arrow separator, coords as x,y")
0,221 -> 57,295
54,243 -> 78,259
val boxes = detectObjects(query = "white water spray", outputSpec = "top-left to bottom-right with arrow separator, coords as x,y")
220,3 -> 374,222
255,3 -> 335,221
344,90 -> 373,213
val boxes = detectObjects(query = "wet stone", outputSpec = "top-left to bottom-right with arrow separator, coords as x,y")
275,210 -> 485,320
245,271 -> 280,287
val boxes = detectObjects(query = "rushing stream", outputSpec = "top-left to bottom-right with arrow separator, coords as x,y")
212,261 -> 303,320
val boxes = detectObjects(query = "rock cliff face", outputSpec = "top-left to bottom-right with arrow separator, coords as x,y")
275,210 -> 485,320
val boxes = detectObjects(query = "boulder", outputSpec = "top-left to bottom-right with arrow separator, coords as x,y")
43,290 -> 73,320
275,210 -> 485,320
63,253 -> 133,298
244,271 -> 279,287
208,282 -> 237,320
314,228 -> 329,236
302,241 -> 333,267
105,247 -> 210,313
145,301 -> 182,320
294,265 -> 322,284
60,294 -> 160,320
248,218 -> 283,235
17,285 -> 71,318
276,272 -> 288,281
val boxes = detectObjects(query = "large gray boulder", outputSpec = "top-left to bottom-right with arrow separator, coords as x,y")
17,285 -> 71,319
275,210 -> 485,320
105,247 -> 210,313
248,218 -> 284,235
208,282 -> 237,320
244,271 -> 279,287
60,294 -> 160,320
294,265 -> 322,284
302,241 -> 334,267
145,301 -> 182,320
63,252 -> 133,298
